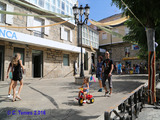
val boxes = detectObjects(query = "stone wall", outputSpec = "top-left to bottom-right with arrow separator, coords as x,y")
1,41 -> 79,81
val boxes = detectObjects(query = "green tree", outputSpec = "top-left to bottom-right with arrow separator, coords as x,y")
112,0 -> 160,60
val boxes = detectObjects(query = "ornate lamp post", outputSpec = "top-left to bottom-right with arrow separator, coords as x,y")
73,4 -> 90,77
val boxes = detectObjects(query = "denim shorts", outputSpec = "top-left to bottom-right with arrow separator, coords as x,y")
96,74 -> 102,81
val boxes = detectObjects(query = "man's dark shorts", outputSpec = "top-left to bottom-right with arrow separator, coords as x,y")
102,74 -> 112,88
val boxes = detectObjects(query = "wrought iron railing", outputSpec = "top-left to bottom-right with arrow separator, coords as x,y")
104,83 -> 147,120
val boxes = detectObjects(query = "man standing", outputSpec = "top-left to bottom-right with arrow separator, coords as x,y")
101,51 -> 114,96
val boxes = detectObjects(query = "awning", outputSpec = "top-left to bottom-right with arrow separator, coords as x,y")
0,28 -> 85,53
122,57 -> 140,60
89,17 -> 129,26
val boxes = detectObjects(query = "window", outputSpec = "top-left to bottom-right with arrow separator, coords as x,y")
25,0 -> 76,24
66,5 -> 69,15
102,33 -> 107,40
84,52 -> 88,70
62,1 -> 65,10
64,28 -> 70,41
38,0 -> 44,7
14,48 -> 25,65
125,27 -> 130,35
63,54 -> 69,66
51,5 -> 55,12
82,26 -> 99,49
125,47 -> 130,57
45,2 -> 50,10
112,29 -> 119,37
51,0 -> 56,5
33,17 -> 44,38
0,3 -> 5,23
57,0 -> 60,7
61,27 -> 72,41
32,0 -> 37,4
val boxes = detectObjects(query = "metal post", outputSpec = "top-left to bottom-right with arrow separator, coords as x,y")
146,28 -> 156,104
80,24 -> 84,77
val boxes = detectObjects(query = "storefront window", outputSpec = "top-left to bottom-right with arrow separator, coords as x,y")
63,54 -> 69,66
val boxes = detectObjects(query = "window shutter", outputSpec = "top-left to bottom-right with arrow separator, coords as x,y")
70,30 -> 72,42
61,26 -> 64,40
6,4 -> 14,25
27,16 -> 34,31
44,19 -> 50,35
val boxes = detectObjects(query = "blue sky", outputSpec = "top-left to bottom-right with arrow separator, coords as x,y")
78,0 -> 122,21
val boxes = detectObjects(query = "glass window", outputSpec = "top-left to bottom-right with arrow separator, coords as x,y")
0,3 -> 5,23
63,54 -> 69,66
66,5 -> 69,14
38,0 -> 44,7
61,11 -> 65,15
33,17 -> 44,38
70,8 -> 72,15
51,0 -> 56,5
63,28 -> 70,41
14,48 -> 25,65
31,0 -> 37,4
57,0 -> 60,7
57,8 -> 60,13
45,2 -> 50,10
66,0 -> 69,4
62,1 -> 65,10
51,5 -> 55,12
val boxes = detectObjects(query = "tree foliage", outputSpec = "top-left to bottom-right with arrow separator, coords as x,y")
112,0 -> 160,60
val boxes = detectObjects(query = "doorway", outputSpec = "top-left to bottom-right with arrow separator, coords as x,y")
91,53 -> 95,73
0,46 -> 4,81
32,50 -> 43,78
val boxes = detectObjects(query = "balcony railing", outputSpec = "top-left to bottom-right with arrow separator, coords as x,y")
33,31 -> 44,38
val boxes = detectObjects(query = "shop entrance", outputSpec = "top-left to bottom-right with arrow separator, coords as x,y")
32,50 -> 43,78
0,46 -> 4,81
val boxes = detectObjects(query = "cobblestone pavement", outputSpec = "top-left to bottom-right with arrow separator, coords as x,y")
138,104 -> 160,120
0,74 -> 148,120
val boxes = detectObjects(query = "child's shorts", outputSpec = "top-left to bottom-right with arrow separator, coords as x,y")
83,89 -> 89,93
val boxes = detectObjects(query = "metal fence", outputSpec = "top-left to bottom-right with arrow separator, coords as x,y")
104,83 -> 147,120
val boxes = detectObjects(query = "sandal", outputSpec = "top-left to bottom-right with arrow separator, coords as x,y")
16,95 -> 22,100
12,98 -> 16,102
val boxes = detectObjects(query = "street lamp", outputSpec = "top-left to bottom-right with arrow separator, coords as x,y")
73,4 -> 90,77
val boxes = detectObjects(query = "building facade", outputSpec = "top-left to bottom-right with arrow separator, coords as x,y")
0,0 -> 99,81
90,13 -> 144,68
0,0 -> 82,81
80,25 -> 99,74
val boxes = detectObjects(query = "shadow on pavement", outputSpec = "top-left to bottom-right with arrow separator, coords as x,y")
62,100 -> 79,106
113,75 -> 148,80
112,80 -> 145,94
0,107 -> 99,120
29,86 -> 59,109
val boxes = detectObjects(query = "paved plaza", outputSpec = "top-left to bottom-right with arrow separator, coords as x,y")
0,74 -> 158,120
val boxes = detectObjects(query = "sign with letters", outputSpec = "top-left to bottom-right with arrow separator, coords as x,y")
0,28 -> 17,40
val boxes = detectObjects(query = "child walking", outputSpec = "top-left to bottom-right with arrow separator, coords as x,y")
77,77 -> 89,103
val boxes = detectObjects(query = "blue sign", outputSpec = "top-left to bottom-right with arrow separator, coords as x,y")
0,29 -> 17,40
132,45 -> 139,50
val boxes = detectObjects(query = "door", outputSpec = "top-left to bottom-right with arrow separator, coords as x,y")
91,53 -> 95,73
32,50 -> 43,78
0,46 -> 4,81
